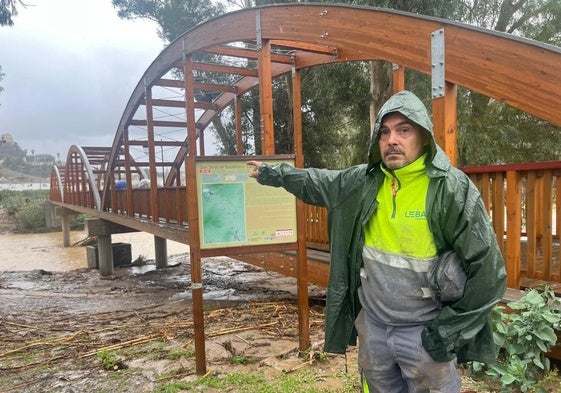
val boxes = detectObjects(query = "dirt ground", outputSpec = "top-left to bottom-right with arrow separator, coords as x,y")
0,252 -> 360,393
0,208 -> 493,392
0,256 -> 501,393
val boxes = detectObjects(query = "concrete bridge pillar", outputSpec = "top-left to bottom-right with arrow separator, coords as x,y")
97,234 -> 114,276
85,218 -> 137,277
61,214 -> 71,247
54,206 -> 73,247
154,236 -> 168,269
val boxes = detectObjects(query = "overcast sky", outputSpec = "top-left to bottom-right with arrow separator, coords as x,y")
0,0 -> 164,159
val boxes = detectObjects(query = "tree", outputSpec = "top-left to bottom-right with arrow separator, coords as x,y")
112,0 -> 225,42
0,0 -> 24,26
454,0 -> 561,165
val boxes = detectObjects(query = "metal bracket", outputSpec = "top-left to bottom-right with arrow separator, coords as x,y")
431,28 -> 445,98
256,10 -> 262,50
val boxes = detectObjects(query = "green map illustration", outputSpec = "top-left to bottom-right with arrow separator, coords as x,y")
201,183 -> 246,245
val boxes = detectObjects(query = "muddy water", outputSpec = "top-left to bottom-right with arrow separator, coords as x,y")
0,231 -> 189,272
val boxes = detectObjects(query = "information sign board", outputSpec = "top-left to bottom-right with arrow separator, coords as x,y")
196,157 -> 297,249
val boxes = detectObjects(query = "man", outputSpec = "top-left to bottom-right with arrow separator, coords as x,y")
247,90 -> 506,392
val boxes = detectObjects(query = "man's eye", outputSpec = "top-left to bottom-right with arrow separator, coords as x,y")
397,128 -> 410,136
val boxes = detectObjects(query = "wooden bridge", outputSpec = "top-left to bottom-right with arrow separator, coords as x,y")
48,4 -> 561,372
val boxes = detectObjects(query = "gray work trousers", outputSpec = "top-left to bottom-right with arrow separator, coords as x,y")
355,309 -> 461,393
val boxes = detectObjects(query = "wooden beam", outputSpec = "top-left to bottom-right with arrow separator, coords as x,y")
392,63 -> 405,93
193,62 -> 259,77
292,67 -> 311,352
145,88 -> 160,221
235,96 -> 243,155
271,39 -> 337,56
526,172 -> 537,278
492,172 -> 505,253
123,128 -> 134,217
130,120 -> 188,128
128,140 -> 187,148
204,45 -> 293,64
432,82 -> 457,166
258,39 -> 275,154
156,78 -> 236,93
506,170 -> 521,289
184,56 -> 206,375
542,170 -> 553,279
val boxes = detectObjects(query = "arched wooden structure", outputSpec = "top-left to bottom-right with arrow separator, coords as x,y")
49,4 -> 561,372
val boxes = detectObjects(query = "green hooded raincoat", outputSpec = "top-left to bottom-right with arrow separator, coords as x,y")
256,90 -> 507,363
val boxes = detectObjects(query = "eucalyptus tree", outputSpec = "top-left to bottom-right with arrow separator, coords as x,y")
0,0 -> 24,26
450,0 -> 561,165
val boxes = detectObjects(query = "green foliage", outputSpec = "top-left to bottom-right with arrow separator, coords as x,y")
0,0 -> 23,26
301,62 -> 372,168
469,286 -> 561,392
112,0 -> 225,43
2,194 -> 26,216
15,202 -> 47,233
0,190 -> 50,232
155,369 -> 359,393
97,349 -> 120,371
70,214 -> 85,231
1,154 -> 53,178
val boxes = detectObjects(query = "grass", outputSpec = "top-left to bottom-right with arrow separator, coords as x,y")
154,369 -> 360,393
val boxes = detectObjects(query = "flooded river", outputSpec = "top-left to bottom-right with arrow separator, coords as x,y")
0,231 -> 189,272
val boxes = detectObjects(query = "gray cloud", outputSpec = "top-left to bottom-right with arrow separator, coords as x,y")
0,0 -> 163,158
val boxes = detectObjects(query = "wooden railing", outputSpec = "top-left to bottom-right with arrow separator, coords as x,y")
107,187 -> 189,225
303,161 -> 561,290
304,204 -> 329,252
464,161 -> 561,289
53,161 -> 561,290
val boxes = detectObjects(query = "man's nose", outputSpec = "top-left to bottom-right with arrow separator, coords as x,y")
386,130 -> 399,144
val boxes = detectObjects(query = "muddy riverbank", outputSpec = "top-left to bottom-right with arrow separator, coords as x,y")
0,216 -> 496,392
0,248 -> 345,393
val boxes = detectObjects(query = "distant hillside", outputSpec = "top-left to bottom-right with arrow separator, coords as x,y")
0,166 -> 50,184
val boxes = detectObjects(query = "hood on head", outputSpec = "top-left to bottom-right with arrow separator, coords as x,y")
368,90 -> 437,166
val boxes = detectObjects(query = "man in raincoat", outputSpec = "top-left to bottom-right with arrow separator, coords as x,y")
247,90 -> 506,392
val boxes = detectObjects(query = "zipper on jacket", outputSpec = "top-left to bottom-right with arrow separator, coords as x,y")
390,175 -> 401,218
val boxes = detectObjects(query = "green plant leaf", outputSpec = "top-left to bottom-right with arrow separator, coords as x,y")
534,326 -> 557,342
536,339 -> 549,353
532,357 -> 544,370
501,373 -> 516,385
541,311 -> 561,324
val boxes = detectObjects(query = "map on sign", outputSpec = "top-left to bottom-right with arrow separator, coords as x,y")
196,158 -> 297,249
